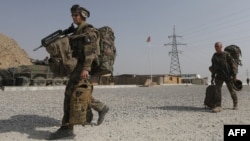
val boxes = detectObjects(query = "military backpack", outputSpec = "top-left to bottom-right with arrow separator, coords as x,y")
69,79 -> 93,126
224,44 -> 242,66
204,84 -> 216,109
44,33 -> 77,77
91,26 -> 117,76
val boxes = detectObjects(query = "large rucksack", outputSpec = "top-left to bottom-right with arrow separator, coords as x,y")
224,45 -> 242,66
43,31 -> 77,77
91,26 -> 116,76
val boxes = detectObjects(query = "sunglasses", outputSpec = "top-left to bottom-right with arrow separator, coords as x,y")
71,14 -> 80,17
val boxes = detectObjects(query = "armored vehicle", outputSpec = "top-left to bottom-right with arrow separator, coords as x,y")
0,63 -> 68,86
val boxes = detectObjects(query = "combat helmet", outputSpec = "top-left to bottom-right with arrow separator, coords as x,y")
71,4 -> 90,18
232,79 -> 243,91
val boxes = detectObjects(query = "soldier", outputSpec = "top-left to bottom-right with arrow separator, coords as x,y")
48,4 -> 109,140
209,42 -> 238,113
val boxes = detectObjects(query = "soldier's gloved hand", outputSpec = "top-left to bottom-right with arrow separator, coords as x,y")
68,23 -> 75,32
211,78 -> 214,85
63,23 -> 75,34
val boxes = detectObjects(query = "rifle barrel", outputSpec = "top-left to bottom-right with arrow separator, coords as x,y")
33,45 -> 43,52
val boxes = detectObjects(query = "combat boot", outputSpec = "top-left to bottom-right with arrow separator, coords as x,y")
48,126 -> 75,140
212,106 -> 222,113
233,103 -> 238,110
97,105 -> 109,125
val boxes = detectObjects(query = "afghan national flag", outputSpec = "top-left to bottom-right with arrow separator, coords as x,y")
146,36 -> 151,43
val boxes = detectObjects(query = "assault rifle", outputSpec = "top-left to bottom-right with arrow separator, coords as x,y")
33,24 -> 74,51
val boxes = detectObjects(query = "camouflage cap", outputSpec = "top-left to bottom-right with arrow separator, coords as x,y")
71,4 -> 90,18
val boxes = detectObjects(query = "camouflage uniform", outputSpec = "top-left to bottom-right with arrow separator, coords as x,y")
211,51 -> 238,108
62,22 -> 105,128
48,5 -> 109,140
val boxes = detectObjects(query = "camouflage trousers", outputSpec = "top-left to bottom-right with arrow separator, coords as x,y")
61,66 -> 105,127
214,79 -> 238,107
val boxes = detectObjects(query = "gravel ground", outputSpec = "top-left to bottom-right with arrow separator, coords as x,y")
0,85 -> 250,141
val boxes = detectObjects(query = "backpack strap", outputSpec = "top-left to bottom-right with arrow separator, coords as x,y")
69,23 -> 93,39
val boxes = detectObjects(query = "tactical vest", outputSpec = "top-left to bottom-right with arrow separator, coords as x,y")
71,23 -> 99,64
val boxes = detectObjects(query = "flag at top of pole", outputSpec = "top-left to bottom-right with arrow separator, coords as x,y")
146,36 -> 151,43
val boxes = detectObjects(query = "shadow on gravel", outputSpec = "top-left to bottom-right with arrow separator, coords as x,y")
148,105 -> 208,112
0,114 -> 60,140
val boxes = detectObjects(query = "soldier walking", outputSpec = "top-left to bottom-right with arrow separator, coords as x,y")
48,4 -> 109,140
209,42 -> 239,113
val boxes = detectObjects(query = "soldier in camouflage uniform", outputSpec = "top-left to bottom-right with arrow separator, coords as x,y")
209,42 -> 238,113
49,4 -> 109,140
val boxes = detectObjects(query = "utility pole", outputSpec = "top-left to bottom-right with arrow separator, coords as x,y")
164,26 -> 186,76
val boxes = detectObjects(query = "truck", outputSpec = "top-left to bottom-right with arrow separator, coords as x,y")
0,63 -> 68,87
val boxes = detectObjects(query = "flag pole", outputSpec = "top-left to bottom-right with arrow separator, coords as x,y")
146,36 -> 152,84
149,44 -> 152,84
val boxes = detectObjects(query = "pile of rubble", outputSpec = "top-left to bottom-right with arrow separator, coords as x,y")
0,33 -> 32,69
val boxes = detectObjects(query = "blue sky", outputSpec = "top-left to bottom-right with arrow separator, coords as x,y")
1,0 -> 250,82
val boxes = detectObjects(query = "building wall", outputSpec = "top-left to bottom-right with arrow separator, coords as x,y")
114,75 -> 148,85
164,75 -> 181,84
114,75 -> 181,85
192,77 -> 208,85
92,74 -> 207,85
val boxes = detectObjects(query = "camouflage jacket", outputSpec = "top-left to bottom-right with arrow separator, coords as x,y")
211,51 -> 238,79
70,22 -> 99,72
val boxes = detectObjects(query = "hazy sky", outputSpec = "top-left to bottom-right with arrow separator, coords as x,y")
1,0 -> 250,81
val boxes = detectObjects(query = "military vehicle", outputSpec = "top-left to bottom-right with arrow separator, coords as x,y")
0,61 -> 68,87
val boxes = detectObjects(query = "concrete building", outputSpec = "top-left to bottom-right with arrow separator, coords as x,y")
90,73 -> 208,86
